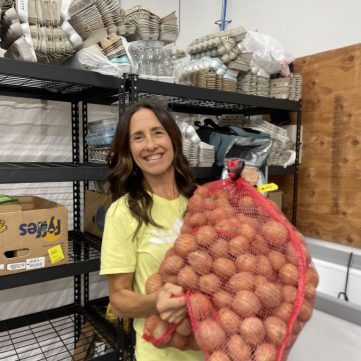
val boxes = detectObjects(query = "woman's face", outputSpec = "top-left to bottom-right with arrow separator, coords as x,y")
129,108 -> 175,180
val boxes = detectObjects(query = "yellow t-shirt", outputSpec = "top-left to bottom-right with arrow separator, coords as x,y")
100,193 -> 203,361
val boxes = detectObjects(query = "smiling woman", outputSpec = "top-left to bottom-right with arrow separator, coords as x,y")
100,100 -> 260,361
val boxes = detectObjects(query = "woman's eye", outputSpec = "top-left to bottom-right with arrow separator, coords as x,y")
131,135 -> 143,142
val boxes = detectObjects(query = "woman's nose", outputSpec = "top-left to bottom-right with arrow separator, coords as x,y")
144,135 -> 156,150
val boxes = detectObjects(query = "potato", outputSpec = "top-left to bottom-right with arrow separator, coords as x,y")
199,274 -> 221,294
145,272 -> 163,294
215,219 -> 238,238
218,308 -> 241,335
261,221 -> 288,246
229,235 -> 249,257
210,238 -> 229,257
254,343 -> 277,361
264,316 -> 287,346
196,225 -> 217,247
189,293 -> 213,319
237,222 -> 256,241
286,242 -> 311,265
256,255 -> 274,278
227,272 -> 255,293
279,263 -> 299,286
213,290 -> 233,309
196,319 -> 226,352
194,185 -> 211,198
144,314 -> 160,337
251,234 -> 270,255
255,282 -> 282,309
213,258 -> 236,279
177,266 -> 198,290
208,351 -> 231,361
232,290 -> 261,317
153,319 -> 172,346
282,285 -> 298,303
235,253 -> 258,273
187,195 -> 205,212
268,250 -> 287,271
161,255 -> 185,275
168,332 -> 188,350
272,303 -> 293,322
298,299 -> 313,322
188,212 -> 207,227
227,334 -> 251,361
239,317 -> 266,346
188,250 -> 213,275
174,233 -> 197,257
306,267 -> 319,288
176,317 -> 192,337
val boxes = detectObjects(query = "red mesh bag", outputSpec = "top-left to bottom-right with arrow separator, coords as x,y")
143,162 -> 318,360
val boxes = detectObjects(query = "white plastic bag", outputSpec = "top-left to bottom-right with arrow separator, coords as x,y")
243,31 -> 294,76
65,45 -> 131,77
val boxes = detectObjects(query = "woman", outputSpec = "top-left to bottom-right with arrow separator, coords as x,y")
100,100 -> 259,361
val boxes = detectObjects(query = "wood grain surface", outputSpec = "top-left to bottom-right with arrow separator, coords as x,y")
292,44 -> 361,248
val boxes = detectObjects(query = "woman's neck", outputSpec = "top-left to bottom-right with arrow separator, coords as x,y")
144,169 -> 179,200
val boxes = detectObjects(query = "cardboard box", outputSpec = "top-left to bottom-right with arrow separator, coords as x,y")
0,196 -> 68,276
268,190 -> 284,210
84,191 -> 112,238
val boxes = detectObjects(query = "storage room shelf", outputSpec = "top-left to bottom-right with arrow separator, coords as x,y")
0,231 -> 102,291
0,304 -> 116,361
130,77 -> 301,115
85,298 -> 135,360
0,58 -> 120,103
0,162 -> 294,183
0,162 -> 108,183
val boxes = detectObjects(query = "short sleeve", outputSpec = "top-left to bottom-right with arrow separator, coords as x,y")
100,197 -> 138,275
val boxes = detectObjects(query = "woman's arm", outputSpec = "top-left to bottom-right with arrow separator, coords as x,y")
108,273 -> 187,324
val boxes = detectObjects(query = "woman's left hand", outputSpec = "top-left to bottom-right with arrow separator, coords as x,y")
241,166 -> 260,186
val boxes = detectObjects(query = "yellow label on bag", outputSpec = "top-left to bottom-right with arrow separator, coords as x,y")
257,183 -> 279,193
48,245 -> 65,264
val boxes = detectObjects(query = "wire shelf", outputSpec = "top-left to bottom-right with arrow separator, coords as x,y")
0,231 -> 102,290
0,305 -> 115,361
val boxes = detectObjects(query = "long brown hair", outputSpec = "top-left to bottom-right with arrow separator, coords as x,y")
107,101 -> 197,237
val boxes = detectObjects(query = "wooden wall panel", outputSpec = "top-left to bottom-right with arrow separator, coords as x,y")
293,44 -> 361,248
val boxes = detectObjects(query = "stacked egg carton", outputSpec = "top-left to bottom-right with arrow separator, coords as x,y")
2,0 -> 82,64
237,72 -> 270,97
98,32 -> 126,60
159,11 -> 178,43
124,5 -> 160,41
288,73 -> 302,101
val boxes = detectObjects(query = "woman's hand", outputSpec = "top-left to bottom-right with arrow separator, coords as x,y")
155,283 -> 187,324
241,166 -> 260,186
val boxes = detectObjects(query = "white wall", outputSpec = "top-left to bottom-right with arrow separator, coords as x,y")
166,0 -> 361,58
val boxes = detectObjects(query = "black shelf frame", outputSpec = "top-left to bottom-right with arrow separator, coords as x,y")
0,57 -> 121,104
0,162 -> 109,183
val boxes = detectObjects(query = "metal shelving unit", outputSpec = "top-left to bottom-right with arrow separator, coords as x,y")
0,58 -> 121,361
0,58 -> 302,360
127,74 -> 302,224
